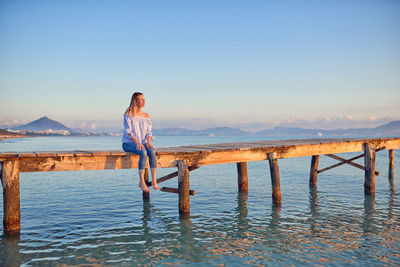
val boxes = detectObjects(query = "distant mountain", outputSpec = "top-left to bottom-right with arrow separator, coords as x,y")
153,121 -> 400,137
153,127 -> 249,136
13,116 -> 73,132
255,120 -> 400,137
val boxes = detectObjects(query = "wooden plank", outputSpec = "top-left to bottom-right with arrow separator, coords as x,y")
73,151 -> 94,157
1,160 -> 21,232
16,152 -> 37,158
147,165 -> 199,186
268,152 -> 281,206
237,162 -> 248,192
364,143 -> 376,195
34,151 -> 60,157
90,151 -> 112,156
12,138 -> 398,172
108,150 -> 128,156
309,155 -> 319,187
160,187 -> 195,196
178,160 -> 190,214
4,137 -> 400,172
0,152 -> 19,160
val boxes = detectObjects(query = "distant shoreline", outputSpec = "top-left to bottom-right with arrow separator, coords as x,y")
0,135 -> 27,141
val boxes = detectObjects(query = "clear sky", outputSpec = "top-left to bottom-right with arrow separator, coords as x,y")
1,0 -> 399,130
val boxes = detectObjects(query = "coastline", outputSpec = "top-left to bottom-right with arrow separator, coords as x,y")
0,135 -> 27,141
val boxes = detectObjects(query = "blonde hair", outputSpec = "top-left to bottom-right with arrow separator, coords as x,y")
125,92 -> 143,117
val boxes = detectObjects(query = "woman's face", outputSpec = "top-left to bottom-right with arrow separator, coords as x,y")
135,94 -> 145,108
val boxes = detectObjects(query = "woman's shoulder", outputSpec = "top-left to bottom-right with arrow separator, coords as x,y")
141,113 -> 151,119
124,113 -> 150,119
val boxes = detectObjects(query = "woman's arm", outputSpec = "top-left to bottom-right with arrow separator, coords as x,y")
145,116 -> 155,150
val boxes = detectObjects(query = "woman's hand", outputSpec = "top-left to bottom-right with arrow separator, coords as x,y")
136,143 -> 145,151
146,143 -> 156,150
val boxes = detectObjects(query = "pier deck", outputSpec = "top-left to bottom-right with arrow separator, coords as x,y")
1,137 -> 399,232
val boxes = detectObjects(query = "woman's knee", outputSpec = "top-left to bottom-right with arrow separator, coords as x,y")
139,149 -> 148,157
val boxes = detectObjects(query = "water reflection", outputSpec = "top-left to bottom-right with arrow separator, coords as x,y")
1,232 -> 21,267
363,194 -> 376,234
308,186 -> 319,233
235,192 -> 249,238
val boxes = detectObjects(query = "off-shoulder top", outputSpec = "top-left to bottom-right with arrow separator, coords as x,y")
122,114 -> 152,144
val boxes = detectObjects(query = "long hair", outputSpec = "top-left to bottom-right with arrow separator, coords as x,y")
125,92 -> 143,117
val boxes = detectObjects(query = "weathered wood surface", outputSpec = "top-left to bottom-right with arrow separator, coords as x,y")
237,162 -> 248,192
143,168 -> 150,199
1,161 -> 21,232
309,155 -> 319,187
268,152 -> 281,206
1,138 -> 399,173
364,143 -> 376,195
148,165 -> 199,186
160,187 -> 196,196
324,154 -> 380,176
389,149 -> 394,182
178,160 -> 190,214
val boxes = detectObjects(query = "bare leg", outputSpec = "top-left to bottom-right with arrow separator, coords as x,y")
138,169 -> 150,192
151,168 -> 159,190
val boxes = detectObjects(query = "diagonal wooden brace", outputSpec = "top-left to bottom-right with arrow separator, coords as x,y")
147,164 -> 199,186
317,147 -> 385,176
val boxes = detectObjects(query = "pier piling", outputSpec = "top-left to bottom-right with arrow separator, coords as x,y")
237,162 -> 248,193
309,155 -> 319,187
364,143 -> 376,195
143,168 -> 150,199
268,153 -> 281,206
389,149 -> 394,184
1,161 -> 21,232
178,160 -> 190,214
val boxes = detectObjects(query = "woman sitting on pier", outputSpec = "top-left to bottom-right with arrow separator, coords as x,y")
122,92 -> 159,192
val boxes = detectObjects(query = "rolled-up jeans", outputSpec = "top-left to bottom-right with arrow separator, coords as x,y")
122,142 -> 157,170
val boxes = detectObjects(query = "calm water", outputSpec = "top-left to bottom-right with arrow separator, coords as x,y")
0,136 -> 399,266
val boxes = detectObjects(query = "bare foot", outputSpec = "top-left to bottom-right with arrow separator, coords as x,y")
139,183 -> 150,192
153,182 -> 160,190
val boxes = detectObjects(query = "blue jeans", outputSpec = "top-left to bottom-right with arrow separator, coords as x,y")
122,143 -> 157,170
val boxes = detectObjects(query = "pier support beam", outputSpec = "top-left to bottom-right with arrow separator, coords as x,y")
309,155 -> 319,187
364,143 -> 376,195
268,153 -> 281,206
178,160 -> 190,214
389,149 -> 394,185
142,168 -> 150,200
1,161 -> 21,233
237,162 -> 248,193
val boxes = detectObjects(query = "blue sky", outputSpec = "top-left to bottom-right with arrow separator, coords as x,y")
1,0 -> 399,131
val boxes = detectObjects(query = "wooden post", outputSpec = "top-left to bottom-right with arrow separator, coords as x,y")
389,149 -> 394,183
1,160 -> 21,233
309,155 -> 319,187
237,162 -> 248,193
268,153 -> 281,206
364,143 -> 376,195
143,168 -> 150,200
178,160 -> 190,214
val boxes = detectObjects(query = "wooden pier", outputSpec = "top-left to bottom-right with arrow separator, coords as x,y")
1,137 -> 399,233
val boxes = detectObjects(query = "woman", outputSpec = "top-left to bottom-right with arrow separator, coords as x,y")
122,92 -> 158,192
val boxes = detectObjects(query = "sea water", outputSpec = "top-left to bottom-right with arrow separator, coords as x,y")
0,136 -> 399,266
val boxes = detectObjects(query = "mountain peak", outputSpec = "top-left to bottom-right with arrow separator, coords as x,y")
13,116 -> 72,132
